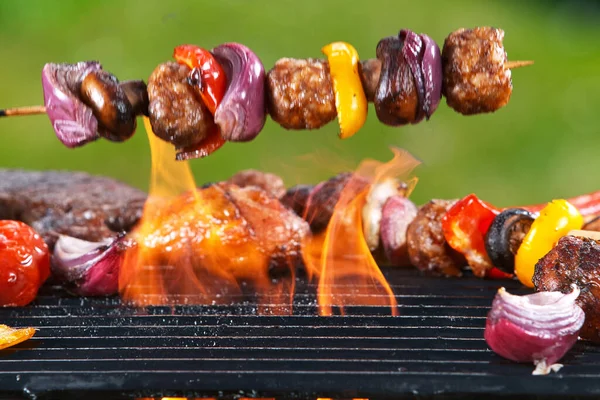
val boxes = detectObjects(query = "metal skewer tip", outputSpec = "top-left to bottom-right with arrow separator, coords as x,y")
0,105 -> 46,118
505,60 -> 534,70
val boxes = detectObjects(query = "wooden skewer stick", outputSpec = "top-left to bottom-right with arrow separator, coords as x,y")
505,60 -> 534,70
0,105 -> 46,118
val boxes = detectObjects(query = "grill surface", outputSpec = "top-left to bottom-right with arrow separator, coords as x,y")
0,268 -> 598,400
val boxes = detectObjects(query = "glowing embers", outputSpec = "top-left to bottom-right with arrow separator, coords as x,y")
302,148 -> 420,315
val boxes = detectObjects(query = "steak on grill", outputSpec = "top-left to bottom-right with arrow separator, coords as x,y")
0,169 -> 146,248
533,235 -> 600,343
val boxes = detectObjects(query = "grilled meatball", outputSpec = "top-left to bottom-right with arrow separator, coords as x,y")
266,58 -> 337,130
147,62 -> 216,149
406,200 -> 465,276
442,27 -> 512,115
227,169 -> 286,199
533,235 -> 600,343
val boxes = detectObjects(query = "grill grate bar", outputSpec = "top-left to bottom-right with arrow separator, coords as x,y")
0,267 -> 598,399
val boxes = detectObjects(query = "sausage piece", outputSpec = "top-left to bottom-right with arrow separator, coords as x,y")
266,58 -> 337,130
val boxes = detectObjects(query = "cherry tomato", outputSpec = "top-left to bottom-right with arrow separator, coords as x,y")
0,221 -> 50,306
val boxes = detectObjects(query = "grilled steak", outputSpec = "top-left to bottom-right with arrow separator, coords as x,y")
533,235 -> 600,343
0,170 -> 146,248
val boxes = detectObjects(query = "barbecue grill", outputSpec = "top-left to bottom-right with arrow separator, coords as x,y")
0,267 -> 598,400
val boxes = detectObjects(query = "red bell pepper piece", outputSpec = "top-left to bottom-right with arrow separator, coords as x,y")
441,194 -> 505,279
175,126 -> 226,161
173,44 -> 227,158
443,190 -> 600,281
173,44 -> 226,115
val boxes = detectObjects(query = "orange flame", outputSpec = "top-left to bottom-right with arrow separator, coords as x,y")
302,148 -> 420,316
119,118 -> 294,313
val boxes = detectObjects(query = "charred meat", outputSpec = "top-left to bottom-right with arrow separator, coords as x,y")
442,27 -> 512,115
266,58 -> 337,130
0,170 -> 145,249
533,235 -> 600,343
227,169 -> 286,199
147,62 -> 217,150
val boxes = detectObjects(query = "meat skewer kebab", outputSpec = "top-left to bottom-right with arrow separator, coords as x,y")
0,26 -> 532,160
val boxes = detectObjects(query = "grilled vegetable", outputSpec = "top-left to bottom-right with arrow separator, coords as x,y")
0,221 -> 50,306
515,200 -> 583,287
485,208 -> 535,274
321,41 -> 368,139
485,285 -> 584,375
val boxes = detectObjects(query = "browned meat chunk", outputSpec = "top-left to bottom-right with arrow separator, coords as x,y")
0,170 -> 146,249
442,27 -> 512,115
533,235 -> 600,343
406,200 -> 465,276
280,185 -> 314,217
147,62 -> 216,149
266,58 -> 337,130
227,169 -> 286,199
304,173 -> 369,232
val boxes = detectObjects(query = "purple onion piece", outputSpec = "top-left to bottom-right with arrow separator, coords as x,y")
211,43 -> 266,142
362,180 -> 400,251
380,195 -> 418,266
51,234 -> 128,296
399,30 -> 425,122
485,285 -> 585,375
42,62 -> 102,148
419,33 -> 443,118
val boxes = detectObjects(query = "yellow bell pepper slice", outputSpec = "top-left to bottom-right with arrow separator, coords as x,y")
321,42 -> 368,139
515,199 -> 583,287
0,324 -> 35,350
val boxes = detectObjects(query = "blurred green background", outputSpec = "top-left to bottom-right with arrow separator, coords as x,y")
0,0 -> 599,207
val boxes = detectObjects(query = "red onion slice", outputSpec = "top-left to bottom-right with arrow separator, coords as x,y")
212,43 -> 266,142
42,62 -> 101,148
485,285 -> 584,375
380,195 -> 418,266
51,234 -> 128,296
399,30 -> 425,122
419,33 -> 443,118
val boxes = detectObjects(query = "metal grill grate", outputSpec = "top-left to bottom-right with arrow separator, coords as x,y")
0,268 -> 598,400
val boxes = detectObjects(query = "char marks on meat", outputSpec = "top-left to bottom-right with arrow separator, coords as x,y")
0,170 -> 146,248
406,199 -> 465,276
266,58 -> 337,130
533,235 -> 600,343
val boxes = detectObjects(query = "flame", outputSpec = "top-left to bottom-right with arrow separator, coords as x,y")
302,148 -> 420,316
119,118 -> 294,312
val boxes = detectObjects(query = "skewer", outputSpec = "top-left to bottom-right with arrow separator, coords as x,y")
505,60 -> 534,70
0,106 -> 46,118
0,62 -> 534,119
